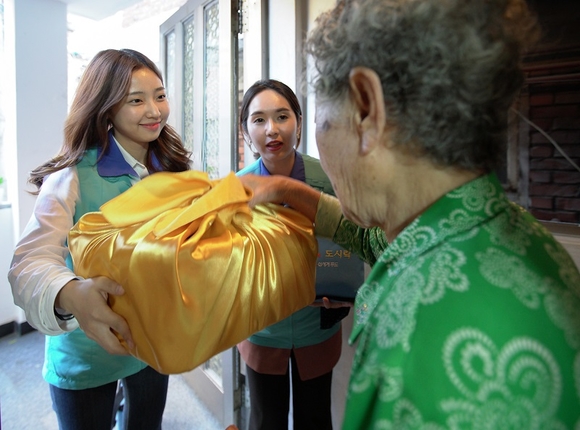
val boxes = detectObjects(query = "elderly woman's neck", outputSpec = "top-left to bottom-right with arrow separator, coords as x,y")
382,161 -> 483,242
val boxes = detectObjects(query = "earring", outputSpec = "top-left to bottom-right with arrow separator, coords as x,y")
246,139 -> 257,154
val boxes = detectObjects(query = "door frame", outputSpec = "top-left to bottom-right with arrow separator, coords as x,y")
159,0 -> 244,426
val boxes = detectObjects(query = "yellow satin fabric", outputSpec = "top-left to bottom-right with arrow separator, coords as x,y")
68,171 -> 317,374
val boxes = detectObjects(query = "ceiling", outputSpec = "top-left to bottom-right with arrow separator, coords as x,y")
58,0 -> 143,20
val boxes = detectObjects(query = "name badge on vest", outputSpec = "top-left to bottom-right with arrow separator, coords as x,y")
315,238 -> 365,302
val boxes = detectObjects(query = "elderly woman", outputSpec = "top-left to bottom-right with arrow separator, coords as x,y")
240,0 -> 580,428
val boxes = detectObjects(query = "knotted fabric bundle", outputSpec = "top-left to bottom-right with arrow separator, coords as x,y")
68,171 -> 317,374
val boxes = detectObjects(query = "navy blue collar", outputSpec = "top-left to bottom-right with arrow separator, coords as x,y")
259,151 -> 306,182
96,130 -> 162,177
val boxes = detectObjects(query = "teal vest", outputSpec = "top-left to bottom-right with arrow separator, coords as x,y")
237,152 -> 340,348
43,148 -> 148,390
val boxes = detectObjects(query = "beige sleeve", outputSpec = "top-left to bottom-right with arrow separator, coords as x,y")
314,192 -> 344,238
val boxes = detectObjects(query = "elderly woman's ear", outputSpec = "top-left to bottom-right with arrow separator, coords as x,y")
349,66 -> 388,154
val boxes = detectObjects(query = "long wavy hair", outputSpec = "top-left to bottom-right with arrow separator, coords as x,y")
305,0 -> 540,171
29,48 -> 191,191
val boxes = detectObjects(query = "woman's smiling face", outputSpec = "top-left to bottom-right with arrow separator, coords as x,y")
110,67 -> 169,155
245,89 -> 301,175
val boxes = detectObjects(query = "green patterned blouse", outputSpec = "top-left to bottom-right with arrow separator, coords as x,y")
320,173 -> 580,429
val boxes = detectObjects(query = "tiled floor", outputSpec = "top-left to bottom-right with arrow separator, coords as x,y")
0,330 -> 222,430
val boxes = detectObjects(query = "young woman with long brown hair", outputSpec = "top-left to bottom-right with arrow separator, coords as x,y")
9,48 -> 190,430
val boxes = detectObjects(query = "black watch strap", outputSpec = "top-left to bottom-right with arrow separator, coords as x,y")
54,308 -> 74,321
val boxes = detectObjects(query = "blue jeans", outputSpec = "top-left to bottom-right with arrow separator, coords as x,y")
50,366 -> 169,430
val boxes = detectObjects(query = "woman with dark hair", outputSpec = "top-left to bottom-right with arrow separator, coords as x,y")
9,48 -> 190,429
237,79 -> 351,430
239,0 -> 580,428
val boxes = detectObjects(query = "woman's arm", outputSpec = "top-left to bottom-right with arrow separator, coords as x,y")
9,167 -> 83,334
8,168 -> 132,354
239,174 -> 388,266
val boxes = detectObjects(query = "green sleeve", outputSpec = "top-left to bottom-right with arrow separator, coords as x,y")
314,192 -> 388,266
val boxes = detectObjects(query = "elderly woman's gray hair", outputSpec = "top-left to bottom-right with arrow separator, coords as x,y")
305,0 -> 540,171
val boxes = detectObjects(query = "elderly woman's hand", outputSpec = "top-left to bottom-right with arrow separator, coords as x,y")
239,174 -> 285,208
239,174 -> 321,223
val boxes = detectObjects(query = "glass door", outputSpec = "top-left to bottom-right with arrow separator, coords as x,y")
161,0 -> 239,177
160,0 -> 243,427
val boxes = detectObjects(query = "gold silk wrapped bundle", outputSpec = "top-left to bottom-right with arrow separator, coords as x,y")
68,171 -> 317,374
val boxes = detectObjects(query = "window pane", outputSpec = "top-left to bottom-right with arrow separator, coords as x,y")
203,1 -> 220,178
183,16 -> 195,153
203,355 -> 223,388
165,30 -> 176,129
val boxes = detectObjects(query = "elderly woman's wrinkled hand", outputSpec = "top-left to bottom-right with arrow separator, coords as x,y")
239,174 -> 285,208
239,174 -> 321,223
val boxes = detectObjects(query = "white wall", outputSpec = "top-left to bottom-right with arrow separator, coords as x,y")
304,0 -> 334,159
268,0 -> 297,90
266,0 -> 335,159
0,0 -> 68,327
0,205 -> 15,326
13,0 -> 68,236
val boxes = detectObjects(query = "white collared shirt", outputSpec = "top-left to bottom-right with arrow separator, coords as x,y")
8,139 -> 149,334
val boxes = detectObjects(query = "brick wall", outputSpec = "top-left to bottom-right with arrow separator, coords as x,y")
527,71 -> 580,223
523,0 -> 580,224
